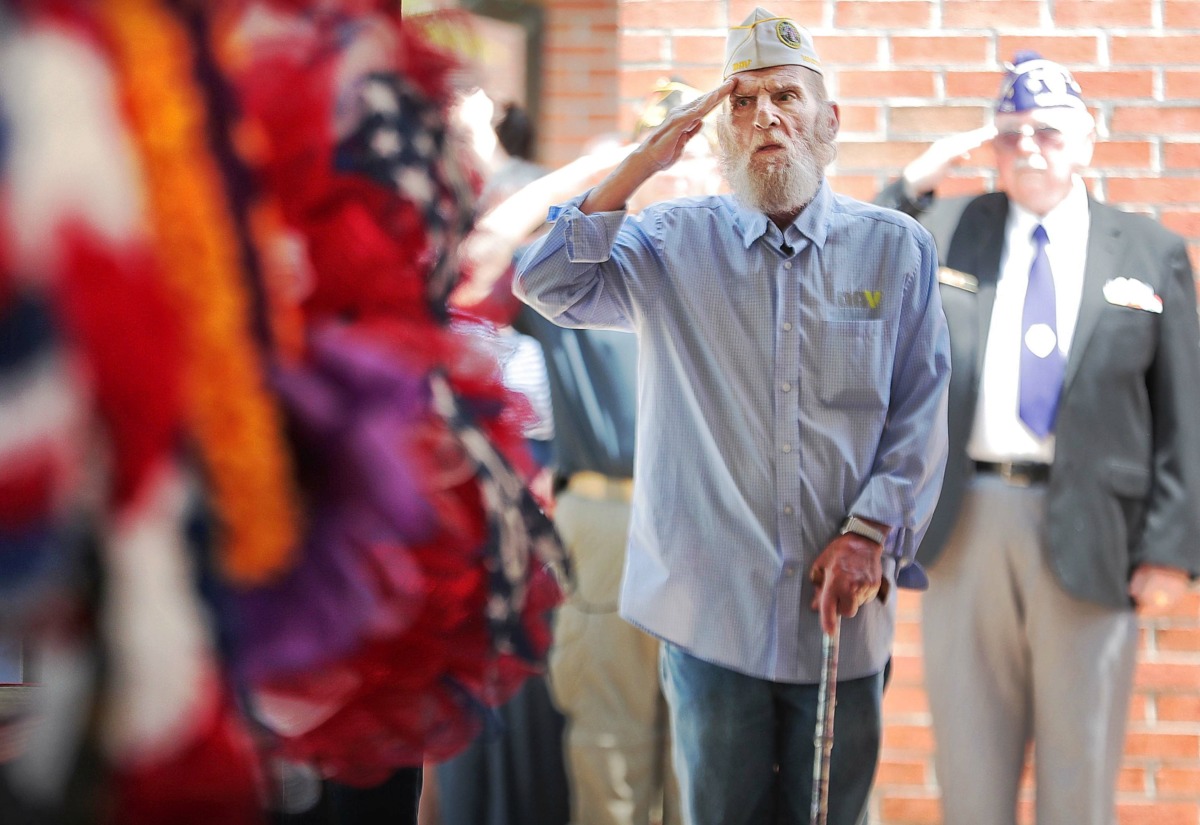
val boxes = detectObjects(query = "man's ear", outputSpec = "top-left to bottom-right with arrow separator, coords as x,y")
822,101 -> 841,142
1075,127 -> 1096,169
1068,109 -> 1097,169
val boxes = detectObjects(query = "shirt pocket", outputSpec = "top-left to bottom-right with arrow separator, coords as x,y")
806,318 -> 892,409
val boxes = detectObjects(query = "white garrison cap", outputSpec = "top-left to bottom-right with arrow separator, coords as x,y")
722,7 -> 822,79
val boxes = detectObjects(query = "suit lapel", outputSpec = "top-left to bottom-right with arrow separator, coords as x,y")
945,194 -> 1007,379
1063,201 -> 1122,391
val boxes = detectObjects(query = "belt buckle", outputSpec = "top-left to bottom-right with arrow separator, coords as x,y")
998,462 -> 1031,488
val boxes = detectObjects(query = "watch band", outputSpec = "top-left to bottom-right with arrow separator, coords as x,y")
840,516 -> 885,545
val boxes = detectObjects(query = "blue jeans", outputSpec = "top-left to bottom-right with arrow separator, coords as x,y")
659,644 -> 884,825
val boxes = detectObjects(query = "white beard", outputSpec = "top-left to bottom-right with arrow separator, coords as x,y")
718,120 -> 836,217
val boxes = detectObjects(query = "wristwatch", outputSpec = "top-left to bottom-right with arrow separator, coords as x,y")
839,515 -> 885,545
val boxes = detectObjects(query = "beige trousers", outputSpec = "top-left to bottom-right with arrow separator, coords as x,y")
922,475 -> 1138,825
548,490 -> 680,825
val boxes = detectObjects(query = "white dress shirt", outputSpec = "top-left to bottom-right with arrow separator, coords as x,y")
967,176 -> 1091,463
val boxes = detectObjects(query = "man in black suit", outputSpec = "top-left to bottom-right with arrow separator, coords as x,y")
876,53 -> 1200,824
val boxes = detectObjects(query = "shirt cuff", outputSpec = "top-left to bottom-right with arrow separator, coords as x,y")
900,187 -> 934,217
896,559 -> 929,591
548,194 -> 626,264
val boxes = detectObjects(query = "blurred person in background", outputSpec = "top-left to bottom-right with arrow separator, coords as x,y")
875,52 -> 1200,825
513,8 -> 950,824
481,97 -> 546,215
432,91 -> 570,825
452,77 -> 723,825
522,81 -> 719,825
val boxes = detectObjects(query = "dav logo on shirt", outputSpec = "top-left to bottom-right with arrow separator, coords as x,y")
837,290 -> 884,311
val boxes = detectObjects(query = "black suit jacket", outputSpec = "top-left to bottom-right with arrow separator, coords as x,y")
877,180 -> 1200,608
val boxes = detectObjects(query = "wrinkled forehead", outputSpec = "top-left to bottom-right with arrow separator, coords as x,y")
731,64 -> 816,95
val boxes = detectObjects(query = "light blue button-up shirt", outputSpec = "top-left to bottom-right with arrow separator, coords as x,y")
514,180 -> 950,682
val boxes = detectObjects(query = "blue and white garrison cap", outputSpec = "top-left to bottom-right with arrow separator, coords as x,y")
722,7 -> 822,79
996,51 -> 1087,114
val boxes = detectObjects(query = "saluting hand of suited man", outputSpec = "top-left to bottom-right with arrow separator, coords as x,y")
900,124 -> 997,201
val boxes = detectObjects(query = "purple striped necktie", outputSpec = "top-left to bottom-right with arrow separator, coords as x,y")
1018,224 -> 1065,438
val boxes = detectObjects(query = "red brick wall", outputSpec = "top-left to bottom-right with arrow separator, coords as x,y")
536,0 -> 620,167
538,0 -> 1200,269
537,2 -> 1200,823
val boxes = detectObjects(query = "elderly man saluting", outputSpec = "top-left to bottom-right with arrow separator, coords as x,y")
876,53 -> 1200,824
515,9 -> 950,824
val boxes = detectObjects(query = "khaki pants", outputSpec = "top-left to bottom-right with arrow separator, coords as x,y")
923,476 -> 1138,825
548,489 -> 679,825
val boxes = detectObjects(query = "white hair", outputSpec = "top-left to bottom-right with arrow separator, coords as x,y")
716,74 -> 838,217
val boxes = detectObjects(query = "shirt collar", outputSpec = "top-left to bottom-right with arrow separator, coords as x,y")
730,178 -> 832,251
1006,175 -> 1090,245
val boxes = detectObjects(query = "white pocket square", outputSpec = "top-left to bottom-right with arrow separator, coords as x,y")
1103,277 -> 1162,314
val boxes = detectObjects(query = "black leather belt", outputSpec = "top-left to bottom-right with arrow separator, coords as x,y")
975,461 -> 1051,486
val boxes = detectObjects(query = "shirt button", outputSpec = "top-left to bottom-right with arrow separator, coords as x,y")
781,443 -> 792,453
784,563 -> 797,576
781,381 -> 792,393
783,262 -> 792,270
783,322 -> 793,331
784,505 -> 794,515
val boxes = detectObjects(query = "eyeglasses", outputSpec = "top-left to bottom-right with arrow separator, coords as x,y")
993,125 -> 1066,151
